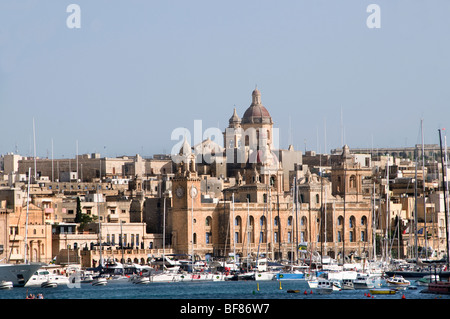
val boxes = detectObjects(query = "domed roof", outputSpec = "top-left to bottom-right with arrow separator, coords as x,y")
242,88 -> 272,124
229,108 -> 241,124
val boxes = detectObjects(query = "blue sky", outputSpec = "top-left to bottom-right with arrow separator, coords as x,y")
1,1 -> 450,158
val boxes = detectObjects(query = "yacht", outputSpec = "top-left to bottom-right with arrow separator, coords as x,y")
386,275 -> 411,287
315,278 -> 334,294
25,268 -> 70,288
0,263 -> 44,287
353,273 -> 375,289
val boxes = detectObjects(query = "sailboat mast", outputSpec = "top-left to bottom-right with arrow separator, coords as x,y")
24,167 -> 31,264
414,155 -> 419,263
33,118 -> 37,181
294,177 -> 299,263
438,129 -> 450,269
385,157 -> 390,263
421,120 -> 427,259
372,182 -> 376,261
162,195 -> 166,269
191,184 -> 194,273
232,193 -> 236,268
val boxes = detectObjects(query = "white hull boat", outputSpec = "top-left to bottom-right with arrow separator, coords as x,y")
150,272 -> 181,282
92,277 -> 108,286
315,279 -> 334,294
0,263 -> 43,287
0,280 -> 13,289
386,275 -> 410,288
25,269 -> 70,287
131,276 -> 150,284
353,273 -> 375,289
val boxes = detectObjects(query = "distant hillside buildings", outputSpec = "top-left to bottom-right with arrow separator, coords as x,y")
1,89 -> 449,268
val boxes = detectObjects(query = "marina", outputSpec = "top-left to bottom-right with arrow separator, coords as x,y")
0,276 -> 449,300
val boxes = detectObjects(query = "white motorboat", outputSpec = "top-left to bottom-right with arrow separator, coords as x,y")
315,278 -> 334,294
0,280 -> 13,289
25,269 -> 70,287
150,268 -> 182,282
131,276 -> 150,284
342,279 -> 354,290
353,273 -> 375,289
0,263 -> 44,287
41,280 -> 58,288
254,271 -> 277,281
92,277 -> 108,286
386,275 -> 410,287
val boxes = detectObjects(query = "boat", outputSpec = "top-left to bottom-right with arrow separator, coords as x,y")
276,264 -> 309,280
41,280 -> 57,288
92,277 -> 108,286
353,273 -> 375,289
315,278 -> 334,294
369,288 -> 397,295
79,272 -> 94,283
150,267 -> 182,282
0,280 -> 13,290
421,281 -> 450,295
0,263 -> 44,287
180,272 -> 214,282
287,289 -> 301,293
342,279 -> 354,290
131,275 -> 150,284
386,275 -> 410,287
25,268 -> 70,287
331,280 -> 342,291
416,274 -> 440,286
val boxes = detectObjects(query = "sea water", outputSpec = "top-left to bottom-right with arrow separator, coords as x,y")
0,279 -> 448,300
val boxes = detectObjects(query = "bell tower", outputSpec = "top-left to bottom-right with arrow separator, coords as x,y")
171,136 -> 202,254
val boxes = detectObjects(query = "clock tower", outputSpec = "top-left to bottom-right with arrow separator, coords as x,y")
171,138 -> 202,255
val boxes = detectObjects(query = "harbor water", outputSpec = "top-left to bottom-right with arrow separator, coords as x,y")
1,278 -> 448,300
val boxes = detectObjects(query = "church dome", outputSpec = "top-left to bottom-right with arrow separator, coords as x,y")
242,88 -> 272,124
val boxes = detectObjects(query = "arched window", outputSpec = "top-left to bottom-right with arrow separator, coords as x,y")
205,216 -> 212,227
349,216 -> 356,228
260,216 -> 266,227
361,216 -> 367,226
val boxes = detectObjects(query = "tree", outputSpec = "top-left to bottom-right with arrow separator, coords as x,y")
75,197 -> 97,231
75,197 -> 82,223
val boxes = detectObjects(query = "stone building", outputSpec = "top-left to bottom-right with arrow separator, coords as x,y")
165,89 -> 377,263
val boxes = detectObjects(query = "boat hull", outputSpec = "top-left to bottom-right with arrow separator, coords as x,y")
0,263 -> 44,287
276,273 -> 306,280
369,288 -> 397,295
385,271 -> 450,279
421,282 -> 450,295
